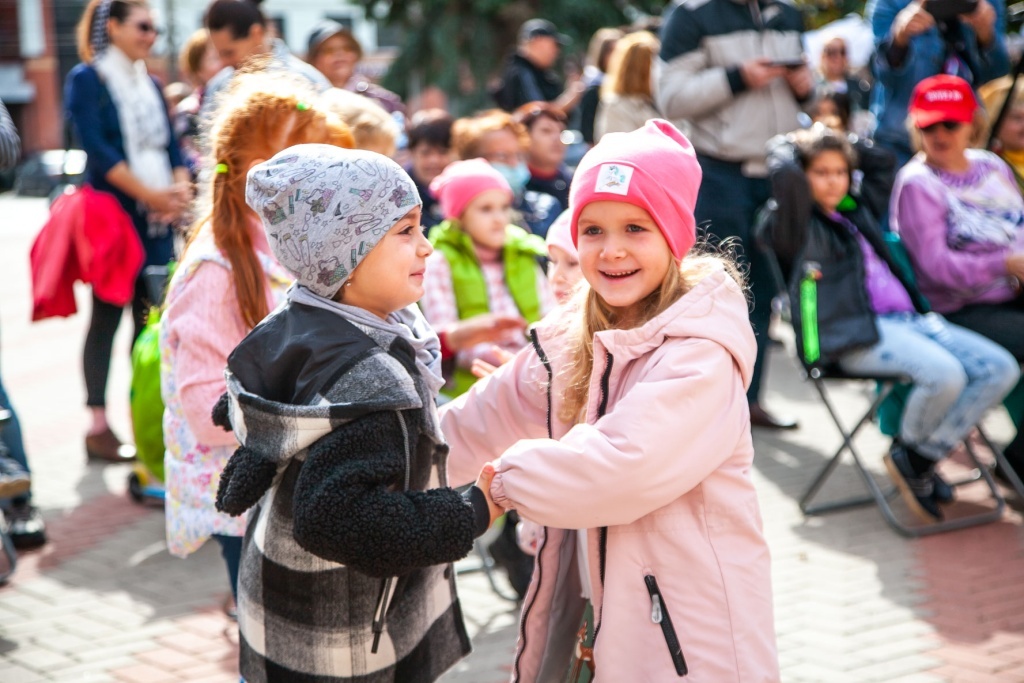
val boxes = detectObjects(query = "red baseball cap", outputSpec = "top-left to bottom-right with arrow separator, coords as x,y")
908,75 -> 978,128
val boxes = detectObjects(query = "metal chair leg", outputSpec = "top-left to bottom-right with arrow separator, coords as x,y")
800,379 -> 1008,538
976,427 -> 1024,500
800,381 -> 898,515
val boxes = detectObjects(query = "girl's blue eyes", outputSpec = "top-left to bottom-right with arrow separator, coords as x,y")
581,224 -> 647,235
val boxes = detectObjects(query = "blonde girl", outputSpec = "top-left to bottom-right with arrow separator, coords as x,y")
594,30 -> 660,141
441,120 -> 779,681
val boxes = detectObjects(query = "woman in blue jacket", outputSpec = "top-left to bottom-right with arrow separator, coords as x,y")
867,0 -> 1009,166
65,0 -> 190,462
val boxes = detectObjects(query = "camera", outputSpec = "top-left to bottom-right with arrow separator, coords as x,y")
924,0 -> 979,22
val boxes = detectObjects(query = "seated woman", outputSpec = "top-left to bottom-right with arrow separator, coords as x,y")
980,75 -> 1024,193
766,123 -> 1019,522
890,74 -> 1024,482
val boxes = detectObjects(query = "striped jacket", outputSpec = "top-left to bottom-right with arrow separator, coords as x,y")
0,98 -> 20,171
656,0 -> 807,174
215,300 -> 475,682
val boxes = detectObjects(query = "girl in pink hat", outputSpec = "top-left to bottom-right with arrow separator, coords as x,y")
422,158 -> 555,399
440,120 -> 779,682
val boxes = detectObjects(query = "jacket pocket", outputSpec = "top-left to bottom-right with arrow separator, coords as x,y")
644,572 -> 688,676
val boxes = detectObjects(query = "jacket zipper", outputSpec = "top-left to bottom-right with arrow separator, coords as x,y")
644,573 -> 689,676
592,351 -> 613,643
513,329 -> 555,679
371,411 -> 412,654
529,328 -> 553,440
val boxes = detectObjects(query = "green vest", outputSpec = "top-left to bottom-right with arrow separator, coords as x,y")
430,220 -> 547,396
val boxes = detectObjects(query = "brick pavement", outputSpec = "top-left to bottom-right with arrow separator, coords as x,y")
3,194 -> 1024,682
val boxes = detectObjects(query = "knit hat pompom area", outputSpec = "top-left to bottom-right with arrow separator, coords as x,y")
428,158 -> 513,220
246,143 -> 422,299
569,119 -> 702,260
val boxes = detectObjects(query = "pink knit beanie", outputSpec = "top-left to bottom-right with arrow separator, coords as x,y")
569,119 -> 702,260
429,158 -> 513,220
545,209 -> 576,258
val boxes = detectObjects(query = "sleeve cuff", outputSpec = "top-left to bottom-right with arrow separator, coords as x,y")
882,39 -> 909,70
463,486 -> 491,538
490,470 -> 511,508
726,66 -> 747,95
438,330 -> 454,361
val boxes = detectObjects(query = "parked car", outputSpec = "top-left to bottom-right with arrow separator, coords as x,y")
14,149 -> 86,198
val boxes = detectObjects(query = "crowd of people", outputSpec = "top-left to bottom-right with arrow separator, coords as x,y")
2,0 -> 1023,679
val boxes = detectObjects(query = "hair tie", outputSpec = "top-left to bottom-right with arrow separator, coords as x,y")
296,102 -> 311,111
215,163 -> 229,174
90,0 -> 113,60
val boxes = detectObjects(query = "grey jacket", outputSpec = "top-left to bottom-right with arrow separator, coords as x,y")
656,0 -> 808,175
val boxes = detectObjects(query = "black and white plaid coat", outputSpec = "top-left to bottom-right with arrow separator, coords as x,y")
214,301 -> 476,683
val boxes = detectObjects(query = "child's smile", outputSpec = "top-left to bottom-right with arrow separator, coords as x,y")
577,201 -> 672,318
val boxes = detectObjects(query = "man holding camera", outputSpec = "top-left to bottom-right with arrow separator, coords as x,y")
868,0 -> 1009,166
656,0 -> 814,430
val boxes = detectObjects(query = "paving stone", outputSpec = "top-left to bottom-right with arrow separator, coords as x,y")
0,663 -> 47,683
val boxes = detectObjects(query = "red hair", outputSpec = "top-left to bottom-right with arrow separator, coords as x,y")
185,76 -> 354,328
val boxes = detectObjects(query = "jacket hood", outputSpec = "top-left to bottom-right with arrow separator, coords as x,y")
224,369 -> 422,464
540,258 -> 757,389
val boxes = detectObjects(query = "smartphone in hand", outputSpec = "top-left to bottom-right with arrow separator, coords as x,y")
768,58 -> 806,69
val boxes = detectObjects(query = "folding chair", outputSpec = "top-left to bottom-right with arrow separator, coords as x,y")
753,206 -> 1009,537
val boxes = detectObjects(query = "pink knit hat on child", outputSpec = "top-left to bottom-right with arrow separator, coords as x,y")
569,119 -> 702,260
429,158 -> 513,220
545,209 -> 576,257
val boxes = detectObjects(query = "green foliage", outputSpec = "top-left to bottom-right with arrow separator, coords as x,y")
359,0 -> 667,114
793,0 -> 868,30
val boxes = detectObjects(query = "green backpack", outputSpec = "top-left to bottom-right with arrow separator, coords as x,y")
129,265 -> 174,481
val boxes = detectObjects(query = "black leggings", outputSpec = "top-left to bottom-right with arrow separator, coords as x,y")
83,278 -> 150,408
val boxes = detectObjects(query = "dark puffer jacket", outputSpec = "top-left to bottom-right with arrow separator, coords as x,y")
759,136 -> 929,365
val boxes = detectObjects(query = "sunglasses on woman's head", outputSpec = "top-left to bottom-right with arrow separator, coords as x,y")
920,120 -> 963,133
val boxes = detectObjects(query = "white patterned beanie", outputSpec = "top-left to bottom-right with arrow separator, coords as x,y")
245,143 -> 422,298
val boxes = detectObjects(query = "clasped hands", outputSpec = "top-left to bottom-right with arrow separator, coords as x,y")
474,461 -> 506,528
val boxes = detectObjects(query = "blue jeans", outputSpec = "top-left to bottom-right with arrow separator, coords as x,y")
213,534 -> 243,601
839,313 -> 1020,461
0,318 -> 30,505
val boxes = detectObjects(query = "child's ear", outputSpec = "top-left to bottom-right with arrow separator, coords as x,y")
247,158 -> 267,174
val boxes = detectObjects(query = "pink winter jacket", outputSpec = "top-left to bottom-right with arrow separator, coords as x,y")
441,263 -> 779,682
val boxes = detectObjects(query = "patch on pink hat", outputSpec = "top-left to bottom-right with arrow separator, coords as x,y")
569,119 -> 702,260
594,164 -> 634,195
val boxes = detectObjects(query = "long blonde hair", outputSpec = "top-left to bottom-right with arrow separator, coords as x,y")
558,249 -> 744,423
601,31 -> 660,100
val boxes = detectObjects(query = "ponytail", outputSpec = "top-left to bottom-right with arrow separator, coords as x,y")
183,76 -> 354,329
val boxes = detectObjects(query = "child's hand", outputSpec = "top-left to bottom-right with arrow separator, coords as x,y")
471,346 -> 517,378
475,462 -> 505,527
445,314 -> 527,350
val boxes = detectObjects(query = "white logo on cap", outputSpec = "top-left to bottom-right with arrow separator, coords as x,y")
924,89 -> 963,102
595,164 -> 633,195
